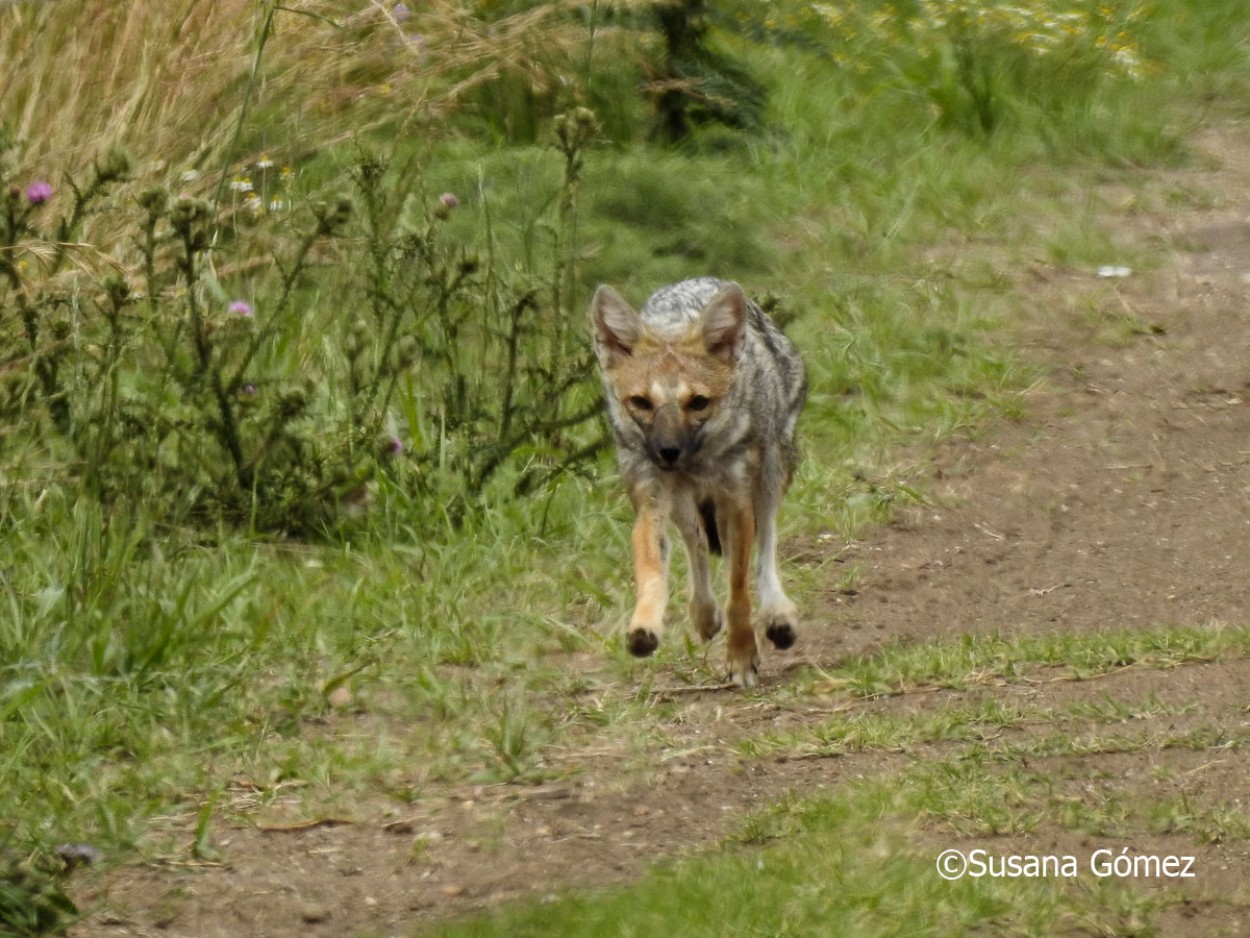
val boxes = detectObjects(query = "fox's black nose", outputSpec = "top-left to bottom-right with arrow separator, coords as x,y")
657,446 -> 681,466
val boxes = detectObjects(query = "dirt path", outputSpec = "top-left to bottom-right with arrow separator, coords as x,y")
72,123 -> 1250,937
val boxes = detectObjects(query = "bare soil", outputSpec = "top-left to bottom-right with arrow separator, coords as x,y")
71,122 -> 1250,937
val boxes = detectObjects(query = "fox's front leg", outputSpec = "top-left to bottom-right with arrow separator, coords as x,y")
626,502 -> 670,657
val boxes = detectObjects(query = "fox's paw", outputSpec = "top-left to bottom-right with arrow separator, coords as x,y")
760,604 -> 799,650
692,604 -> 723,643
727,655 -> 760,689
726,634 -> 760,689
764,620 -> 797,650
626,627 -> 660,658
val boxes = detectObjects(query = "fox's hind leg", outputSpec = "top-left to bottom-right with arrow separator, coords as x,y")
754,460 -> 798,651
673,495 -> 721,642
719,497 -> 760,688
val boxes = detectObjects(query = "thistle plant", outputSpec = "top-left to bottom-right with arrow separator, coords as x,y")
1,134 -> 130,443
342,108 -> 607,510
0,109 -> 607,537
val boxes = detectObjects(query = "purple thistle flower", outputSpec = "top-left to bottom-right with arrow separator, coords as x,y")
392,3 -> 411,23
228,300 -> 254,317
388,435 -> 404,455
439,192 -> 459,209
25,181 -> 53,205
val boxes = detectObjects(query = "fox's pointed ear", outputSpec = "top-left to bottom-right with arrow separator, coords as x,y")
591,285 -> 641,365
699,282 -> 748,361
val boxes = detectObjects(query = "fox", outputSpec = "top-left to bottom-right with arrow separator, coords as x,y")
590,277 -> 807,688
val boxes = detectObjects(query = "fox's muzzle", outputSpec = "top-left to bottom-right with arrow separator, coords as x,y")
645,405 -> 702,470
649,441 -> 684,470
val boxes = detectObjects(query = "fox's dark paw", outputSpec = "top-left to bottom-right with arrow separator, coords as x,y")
761,602 -> 799,650
765,621 -> 797,650
626,627 -> 659,657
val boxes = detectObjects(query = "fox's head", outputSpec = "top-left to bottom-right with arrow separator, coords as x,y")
591,282 -> 747,472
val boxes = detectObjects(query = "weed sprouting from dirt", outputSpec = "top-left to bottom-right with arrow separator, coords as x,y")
0,855 -> 78,938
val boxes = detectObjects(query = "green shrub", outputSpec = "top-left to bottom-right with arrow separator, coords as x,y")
0,110 -> 606,536
747,0 -> 1150,139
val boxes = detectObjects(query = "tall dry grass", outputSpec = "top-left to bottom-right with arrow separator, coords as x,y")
6,0 -> 281,176
1,0 -> 638,186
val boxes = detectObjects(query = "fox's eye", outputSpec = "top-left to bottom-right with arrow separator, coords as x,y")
687,395 -> 710,412
628,395 -> 653,411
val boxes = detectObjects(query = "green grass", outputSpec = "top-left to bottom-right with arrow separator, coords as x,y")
808,623 -> 1249,697
422,763 -> 1165,938
743,620 -> 1247,761
425,617 -> 1250,937
3,0 -> 1250,933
